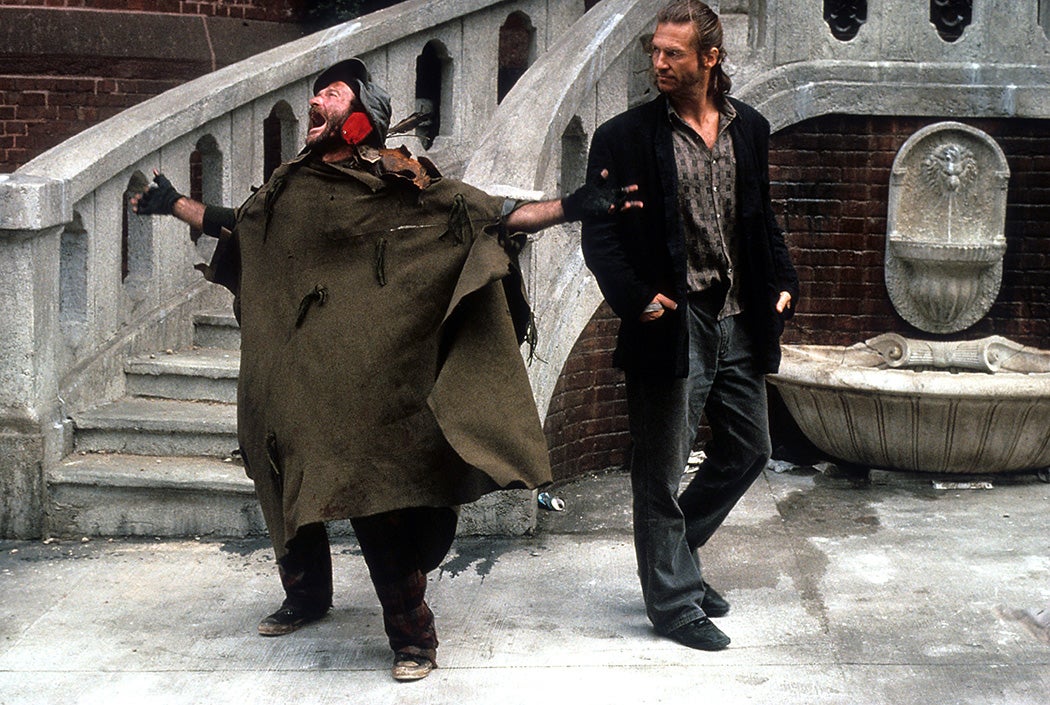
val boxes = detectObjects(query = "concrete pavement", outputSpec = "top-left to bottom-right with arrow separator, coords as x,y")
1,464 -> 1048,704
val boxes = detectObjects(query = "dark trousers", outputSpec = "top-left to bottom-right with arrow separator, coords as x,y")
625,295 -> 772,634
278,506 -> 457,662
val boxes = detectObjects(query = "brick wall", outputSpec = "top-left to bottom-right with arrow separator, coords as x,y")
1,74 -> 190,170
0,1 -> 301,22
0,1 -> 310,171
0,2 -> 409,171
544,114 -> 1050,481
543,303 -> 628,483
773,114 -> 1050,349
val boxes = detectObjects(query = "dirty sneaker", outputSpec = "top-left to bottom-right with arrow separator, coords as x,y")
392,652 -> 436,681
257,603 -> 328,636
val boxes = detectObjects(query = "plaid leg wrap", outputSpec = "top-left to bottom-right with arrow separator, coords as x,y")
278,522 -> 333,612
373,570 -> 438,664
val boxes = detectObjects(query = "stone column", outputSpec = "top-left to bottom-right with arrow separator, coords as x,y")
0,174 -> 69,538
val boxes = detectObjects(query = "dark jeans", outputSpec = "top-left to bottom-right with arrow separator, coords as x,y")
279,506 -> 457,661
625,295 -> 772,634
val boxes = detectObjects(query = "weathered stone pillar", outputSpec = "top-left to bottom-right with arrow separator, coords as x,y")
0,174 -> 69,538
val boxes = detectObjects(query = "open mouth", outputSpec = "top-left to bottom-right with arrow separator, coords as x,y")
308,110 -> 326,130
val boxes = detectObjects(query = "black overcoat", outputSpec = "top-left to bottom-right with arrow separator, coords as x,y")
581,95 -> 799,376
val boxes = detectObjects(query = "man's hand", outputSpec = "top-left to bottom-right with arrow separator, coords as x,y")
132,170 -> 184,216
563,169 -> 642,222
640,293 -> 677,322
775,291 -> 792,313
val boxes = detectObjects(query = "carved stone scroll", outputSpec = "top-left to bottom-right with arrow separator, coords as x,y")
864,333 -> 1050,373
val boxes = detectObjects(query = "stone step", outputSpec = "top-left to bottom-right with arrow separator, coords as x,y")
62,398 -> 534,537
48,452 -> 265,538
125,348 -> 240,403
58,309 -> 535,539
193,310 -> 240,350
72,397 -> 239,458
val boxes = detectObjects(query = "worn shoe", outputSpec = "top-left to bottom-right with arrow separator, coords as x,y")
257,604 -> 328,636
665,617 -> 731,651
701,581 -> 730,618
392,652 -> 435,681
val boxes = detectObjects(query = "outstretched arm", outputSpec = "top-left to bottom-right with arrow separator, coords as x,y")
503,198 -> 567,234
131,170 -> 236,236
504,170 -> 641,233
168,197 -> 207,232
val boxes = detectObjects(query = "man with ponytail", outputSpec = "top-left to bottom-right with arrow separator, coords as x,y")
581,0 -> 799,651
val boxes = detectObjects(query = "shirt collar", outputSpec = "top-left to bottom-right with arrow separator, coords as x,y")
665,98 -> 737,136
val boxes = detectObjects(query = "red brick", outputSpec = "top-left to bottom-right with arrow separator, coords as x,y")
17,91 -> 48,106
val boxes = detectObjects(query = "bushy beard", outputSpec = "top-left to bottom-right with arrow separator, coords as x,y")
306,105 -> 353,152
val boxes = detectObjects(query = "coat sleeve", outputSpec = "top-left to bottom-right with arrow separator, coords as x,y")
202,206 -> 237,238
750,109 -> 800,317
580,123 -> 657,322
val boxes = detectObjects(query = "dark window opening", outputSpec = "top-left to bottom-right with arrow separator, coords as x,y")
122,171 -> 153,293
415,41 -> 450,150
824,1 -> 867,41
930,0 -> 972,42
560,116 -> 587,196
264,102 -> 298,181
190,135 -> 223,241
498,12 -> 535,103
189,150 -> 203,242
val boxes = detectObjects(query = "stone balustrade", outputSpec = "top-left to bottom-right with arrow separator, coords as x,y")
5,0 -> 1050,536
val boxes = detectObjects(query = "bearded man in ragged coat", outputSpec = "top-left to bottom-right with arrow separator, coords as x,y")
133,58 -> 637,681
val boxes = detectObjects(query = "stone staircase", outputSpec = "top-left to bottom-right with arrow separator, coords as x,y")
48,312 -> 268,539
47,310 -> 536,539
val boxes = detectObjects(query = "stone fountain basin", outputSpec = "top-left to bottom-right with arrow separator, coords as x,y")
888,238 -> 1006,264
768,343 -> 1050,474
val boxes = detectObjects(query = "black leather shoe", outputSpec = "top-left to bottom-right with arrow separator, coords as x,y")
701,581 -> 730,618
665,617 -> 731,651
257,603 -> 328,636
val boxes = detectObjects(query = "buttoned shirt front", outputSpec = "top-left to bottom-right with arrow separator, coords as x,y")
669,100 -> 743,318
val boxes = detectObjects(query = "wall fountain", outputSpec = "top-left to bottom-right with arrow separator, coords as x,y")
769,122 -> 1050,475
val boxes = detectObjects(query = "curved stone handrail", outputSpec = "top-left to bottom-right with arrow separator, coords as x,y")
464,0 -> 1050,418
464,0 -> 656,192
2,0 -> 503,230
3,0 -> 548,421
464,0 -> 657,417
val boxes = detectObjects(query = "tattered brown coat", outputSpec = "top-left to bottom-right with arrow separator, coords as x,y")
205,153 -> 552,554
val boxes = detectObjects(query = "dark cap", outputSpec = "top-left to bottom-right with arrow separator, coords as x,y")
312,58 -> 392,144
312,58 -> 371,96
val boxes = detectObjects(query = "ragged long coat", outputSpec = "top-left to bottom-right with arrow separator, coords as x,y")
205,153 -> 552,555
